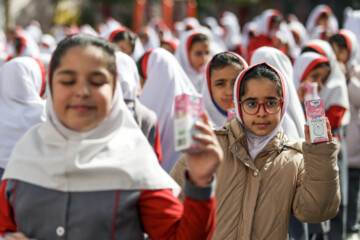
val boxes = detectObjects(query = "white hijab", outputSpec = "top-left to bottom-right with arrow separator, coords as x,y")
306,4 -> 338,37
115,51 -> 139,101
139,48 -> 198,173
233,63 -> 289,160
344,7 -> 360,64
107,27 -> 145,63
255,9 -> 281,36
303,39 -> 350,125
250,47 -> 305,141
220,11 -> 242,50
202,51 -> 248,129
293,52 -> 330,89
175,30 -> 210,93
0,57 -> 46,168
3,44 -> 179,194
338,29 -> 359,68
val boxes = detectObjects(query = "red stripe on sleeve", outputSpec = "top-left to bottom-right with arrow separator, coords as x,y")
0,180 -> 17,237
326,105 -> 346,130
138,189 -> 216,240
154,121 -> 162,164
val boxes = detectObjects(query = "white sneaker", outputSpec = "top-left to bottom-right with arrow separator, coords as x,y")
346,233 -> 360,240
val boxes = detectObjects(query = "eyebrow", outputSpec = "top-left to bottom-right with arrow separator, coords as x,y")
55,70 -> 108,78
242,96 -> 280,101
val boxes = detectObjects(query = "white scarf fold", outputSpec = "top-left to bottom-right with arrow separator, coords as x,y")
0,57 -> 46,168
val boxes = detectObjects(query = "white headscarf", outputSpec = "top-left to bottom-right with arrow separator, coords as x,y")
3,39 -> 180,195
140,26 -> 160,51
293,52 -> 330,89
255,9 -> 281,37
139,48 -> 198,172
303,39 -> 350,126
0,57 -> 46,168
175,30 -> 211,92
220,11 -> 242,50
306,4 -> 338,37
289,20 -> 308,47
115,51 -> 139,101
250,47 -> 305,141
344,7 -> 360,64
15,30 -> 41,58
338,29 -> 359,68
233,63 -> 289,160
202,51 -> 248,129
107,27 -> 145,62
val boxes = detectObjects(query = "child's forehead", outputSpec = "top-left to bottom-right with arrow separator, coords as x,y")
243,77 -> 281,95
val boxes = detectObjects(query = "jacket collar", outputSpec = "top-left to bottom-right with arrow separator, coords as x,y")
227,118 -> 287,171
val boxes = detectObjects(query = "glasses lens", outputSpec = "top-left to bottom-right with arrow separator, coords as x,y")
265,100 -> 281,113
243,100 -> 258,114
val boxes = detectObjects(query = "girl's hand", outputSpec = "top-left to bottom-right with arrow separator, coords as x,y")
185,112 -> 224,186
297,84 -> 306,103
4,232 -> 36,240
305,117 -> 333,144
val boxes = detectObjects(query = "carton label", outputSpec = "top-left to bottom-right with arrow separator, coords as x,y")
305,99 -> 328,143
174,94 -> 203,152
227,108 -> 237,121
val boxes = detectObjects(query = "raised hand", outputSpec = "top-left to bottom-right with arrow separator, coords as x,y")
185,112 -> 224,186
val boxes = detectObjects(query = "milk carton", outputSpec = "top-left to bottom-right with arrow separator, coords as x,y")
305,99 -> 329,143
227,108 -> 237,121
174,94 -> 203,152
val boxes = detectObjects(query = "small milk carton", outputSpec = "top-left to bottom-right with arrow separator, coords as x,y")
174,94 -> 203,152
227,108 -> 237,121
305,99 -> 329,143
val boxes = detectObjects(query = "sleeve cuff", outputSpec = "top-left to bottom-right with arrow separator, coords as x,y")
183,171 -> 216,201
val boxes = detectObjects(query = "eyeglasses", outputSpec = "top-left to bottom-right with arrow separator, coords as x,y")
239,99 -> 283,115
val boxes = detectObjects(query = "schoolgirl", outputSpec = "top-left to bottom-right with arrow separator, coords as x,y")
250,46 -> 306,141
171,63 -> 340,239
115,51 -> 162,162
108,27 -> 145,62
0,57 -> 46,178
329,29 -> 360,239
137,47 -> 198,173
202,51 -> 247,129
0,34 -> 221,240
175,30 -> 211,92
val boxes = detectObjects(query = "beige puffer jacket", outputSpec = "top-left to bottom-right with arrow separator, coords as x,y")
171,118 -> 340,240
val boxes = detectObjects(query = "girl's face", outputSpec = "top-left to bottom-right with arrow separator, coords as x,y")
210,64 -> 241,111
52,45 -> 114,132
331,42 -> 348,64
240,78 -> 282,136
115,40 -> 133,56
303,66 -> 330,92
189,40 -> 210,72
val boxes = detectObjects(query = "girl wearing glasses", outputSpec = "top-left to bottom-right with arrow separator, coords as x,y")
171,63 -> 340,239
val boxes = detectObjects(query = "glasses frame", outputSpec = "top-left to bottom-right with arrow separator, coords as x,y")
239,99 -> 284,115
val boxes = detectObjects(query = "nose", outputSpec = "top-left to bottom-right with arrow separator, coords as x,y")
225,83 -> 233,96
257,103 -> 267,117
75,81 -> 90,97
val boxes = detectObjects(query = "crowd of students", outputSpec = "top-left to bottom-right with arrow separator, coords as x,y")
0,3 -> 359,240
